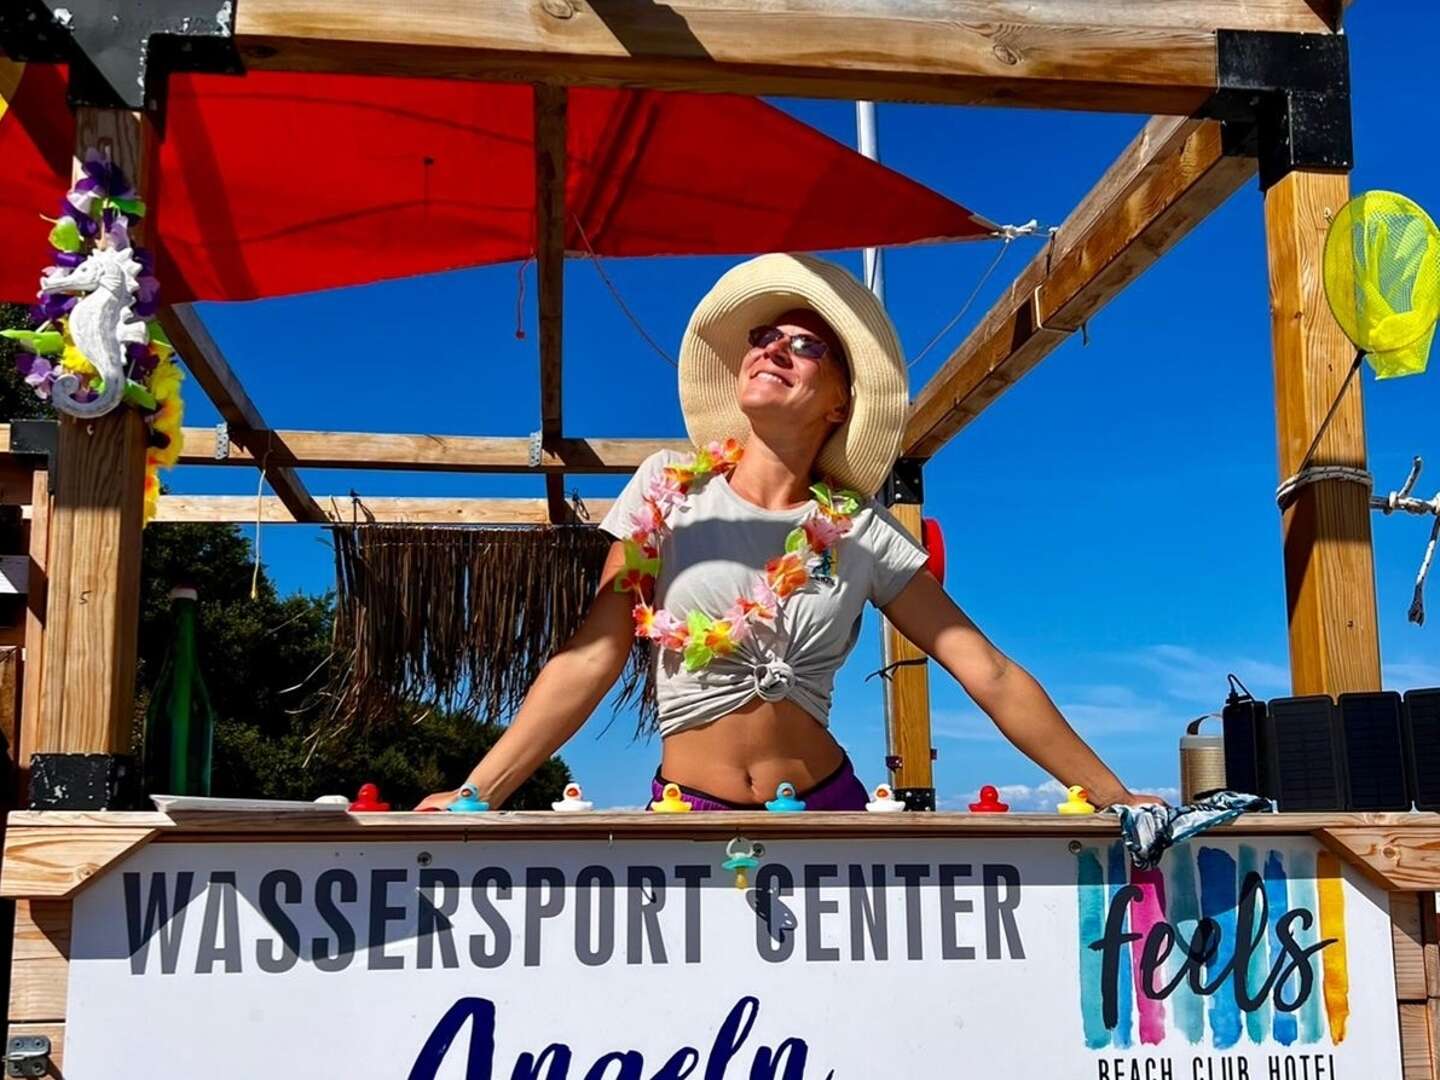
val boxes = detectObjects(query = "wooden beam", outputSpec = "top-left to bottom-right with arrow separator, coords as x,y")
1317,826 -> 1440,892
905,117 -> 1257,457
151,495 -> 616,526
158,304 -> 323,523
882,503 -> 934,798
534,84 -> 569,522
3,426 -> 686,474
234,0 -> 1341,114
0,826 -> 156,899
1264,169 -> 1380,697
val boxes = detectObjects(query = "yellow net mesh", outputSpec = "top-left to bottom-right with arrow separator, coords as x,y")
1323,190 -> 1440,379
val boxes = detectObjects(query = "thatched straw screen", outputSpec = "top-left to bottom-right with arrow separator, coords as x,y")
322,524 -> 654,741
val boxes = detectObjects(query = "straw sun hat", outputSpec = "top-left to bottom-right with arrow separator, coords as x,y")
678,253 -> 908,497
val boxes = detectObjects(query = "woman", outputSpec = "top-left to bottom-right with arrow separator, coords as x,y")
418,254 -> 1160,811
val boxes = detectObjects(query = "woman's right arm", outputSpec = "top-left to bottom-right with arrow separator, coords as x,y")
414,541 -> 636,809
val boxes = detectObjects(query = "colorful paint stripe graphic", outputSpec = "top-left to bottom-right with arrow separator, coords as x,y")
1075,841 -> 1349,1049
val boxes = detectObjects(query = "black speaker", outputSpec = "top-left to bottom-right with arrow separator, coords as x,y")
1404,688 -> 1440,810
1222,677 -> 1272,798
1265,695 -> 1347,811
1338,691 -> 1408,810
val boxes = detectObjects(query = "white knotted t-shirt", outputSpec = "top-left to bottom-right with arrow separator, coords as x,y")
600,450 -> 928,737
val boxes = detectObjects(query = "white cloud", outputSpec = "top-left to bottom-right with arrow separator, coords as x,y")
935,685 -> 1179,741
1057,685 -> 1172,735
943,780 -> 1181,812
1384,658 -> 1440,690
1117,644 -> 1289,705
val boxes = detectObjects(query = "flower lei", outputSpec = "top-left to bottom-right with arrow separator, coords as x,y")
619,438 -> 863,672
0,151 -> 185,525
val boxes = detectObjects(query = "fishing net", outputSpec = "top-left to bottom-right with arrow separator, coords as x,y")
1323,190 -> 1440,378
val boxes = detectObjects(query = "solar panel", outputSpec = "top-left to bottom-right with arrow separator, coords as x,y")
1222,692 -> 1271,798
1404,688 -> 1440,811
1338,691 -> 1408,810
1265,695 -> 1346,811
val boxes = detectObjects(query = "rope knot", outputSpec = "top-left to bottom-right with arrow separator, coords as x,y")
752,659 -> 795,703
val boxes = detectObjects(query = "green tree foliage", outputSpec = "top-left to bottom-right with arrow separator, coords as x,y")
0,304 -> 55,421
138,523 -> 570,809
1,303 -> 568,808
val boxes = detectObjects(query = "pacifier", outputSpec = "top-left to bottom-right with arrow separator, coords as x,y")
722,836 -> 764,891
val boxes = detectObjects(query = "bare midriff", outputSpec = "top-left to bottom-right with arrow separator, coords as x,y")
658,697 -> 846,805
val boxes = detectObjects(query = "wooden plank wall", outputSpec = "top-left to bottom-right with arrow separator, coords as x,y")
1393,891 -> 1440,1080
6,900 -> 69,1076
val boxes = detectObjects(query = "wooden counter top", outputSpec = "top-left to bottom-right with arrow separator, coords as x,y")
6,810 -> 1438,896
6,808 -> 1438,837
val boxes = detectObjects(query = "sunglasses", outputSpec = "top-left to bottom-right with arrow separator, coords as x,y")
747,325 -> 831,361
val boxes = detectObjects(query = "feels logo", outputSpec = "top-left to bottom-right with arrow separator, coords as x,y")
1075,843 -> 1350,1050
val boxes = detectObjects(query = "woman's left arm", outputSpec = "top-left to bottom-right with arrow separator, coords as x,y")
881,570 -> 1164,808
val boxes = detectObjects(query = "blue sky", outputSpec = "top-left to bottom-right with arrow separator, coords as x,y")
175,2 -> 1440,809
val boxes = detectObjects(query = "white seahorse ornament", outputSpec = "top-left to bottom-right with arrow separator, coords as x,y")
38,245 -> 148,419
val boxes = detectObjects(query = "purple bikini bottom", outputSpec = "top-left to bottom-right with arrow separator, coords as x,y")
650,756 -> 868,811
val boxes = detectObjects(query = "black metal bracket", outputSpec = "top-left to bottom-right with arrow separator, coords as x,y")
0,0 -> 243,116
1201,30 -> 1352,191
7,420 -> 58,496
881,457 -> 924,507
5,1034 -> 52,1079
894,787 -> 936,813
29,752 -> 140,810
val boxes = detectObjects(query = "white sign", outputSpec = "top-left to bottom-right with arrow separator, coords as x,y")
66,835 -> 1399,1079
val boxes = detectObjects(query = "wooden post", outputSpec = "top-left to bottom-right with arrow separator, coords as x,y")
1264,169 -> 1381,697
882,502 -> 934,804
18,468 -> 50,791
534,84 -> 569,522
33,109 -> 153,760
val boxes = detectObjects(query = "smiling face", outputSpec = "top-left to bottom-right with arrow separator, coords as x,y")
736,307 -> 851,442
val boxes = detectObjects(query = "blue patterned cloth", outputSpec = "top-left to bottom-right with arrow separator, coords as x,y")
1110,791 -> 1274,870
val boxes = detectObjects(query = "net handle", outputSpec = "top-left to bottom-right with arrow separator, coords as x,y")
1291,348 -> 1365,481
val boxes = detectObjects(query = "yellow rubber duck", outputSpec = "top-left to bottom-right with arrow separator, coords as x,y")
1057,785 -> 1097,815
651,782 -> 693,813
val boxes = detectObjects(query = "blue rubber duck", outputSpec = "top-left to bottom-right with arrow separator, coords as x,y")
446,783 -> 490,813
765,782 -> 806,813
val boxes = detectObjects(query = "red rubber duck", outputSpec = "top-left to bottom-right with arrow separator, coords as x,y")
969,785 -> 1010,813
350,783 -> 391,812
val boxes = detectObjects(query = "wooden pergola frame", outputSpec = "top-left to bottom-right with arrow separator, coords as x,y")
7,5 -> 1438,1078
1,0 -> 1376,817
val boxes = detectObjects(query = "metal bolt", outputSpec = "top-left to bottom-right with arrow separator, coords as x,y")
417,851 -> 432,866
1067,840 -> 1083,854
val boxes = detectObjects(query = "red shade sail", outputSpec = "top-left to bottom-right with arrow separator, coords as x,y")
0,63 -> 992,304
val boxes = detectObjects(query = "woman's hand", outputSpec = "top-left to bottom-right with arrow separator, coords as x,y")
1105,791 -> 1170,808
421,540 -> 636,809
414,789 -> 459,811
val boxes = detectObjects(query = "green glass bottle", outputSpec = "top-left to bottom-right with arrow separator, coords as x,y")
142,586 -> 217,796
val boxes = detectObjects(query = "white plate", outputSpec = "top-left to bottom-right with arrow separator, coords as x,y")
150,795 -> 351,813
